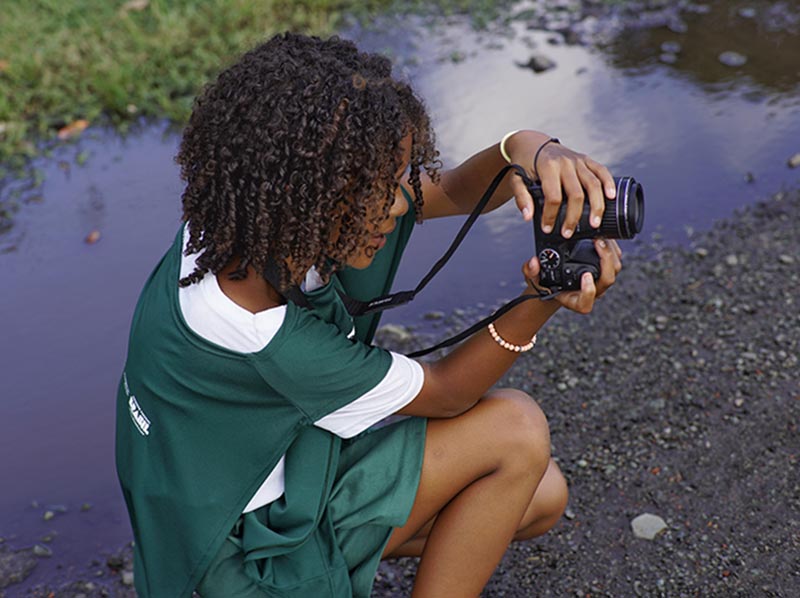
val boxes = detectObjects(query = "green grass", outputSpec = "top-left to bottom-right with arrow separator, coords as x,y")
0,0 -> 511,170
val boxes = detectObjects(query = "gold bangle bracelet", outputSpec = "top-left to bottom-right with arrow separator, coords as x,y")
499,130 -> 520,163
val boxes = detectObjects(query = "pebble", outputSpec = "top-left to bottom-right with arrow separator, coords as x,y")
695,247 -> 708,258
516,54 -> 557,73
668,19 -> 688,34
659,53 -> 677,64
631,513 -> 668,540
724,254 -> 739,266
788,153 -> 800,168
85,229 -> 101,244
718,51 -> 748,67
660,41 -> 682,54
778,254 -> 795,264
375,324 -> 413,344
448,50 -> 465,64
423,311 -> 445,320
738,7 -> 757,19
122,569 -> 135,585
42,510 -> 55,521
33,544 -> 53,557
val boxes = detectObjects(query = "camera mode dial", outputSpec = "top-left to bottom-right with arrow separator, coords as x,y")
538,248 -> 560,270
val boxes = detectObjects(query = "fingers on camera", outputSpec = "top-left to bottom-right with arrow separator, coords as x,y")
575,274 -> 596,314
577,163 -> 604,226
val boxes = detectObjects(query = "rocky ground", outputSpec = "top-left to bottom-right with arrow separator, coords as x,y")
369,188 -> 800,597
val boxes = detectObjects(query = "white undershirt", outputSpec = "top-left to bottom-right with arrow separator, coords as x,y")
178,229 -> 424,512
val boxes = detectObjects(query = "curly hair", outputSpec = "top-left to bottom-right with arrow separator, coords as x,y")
177,32 -> 440,289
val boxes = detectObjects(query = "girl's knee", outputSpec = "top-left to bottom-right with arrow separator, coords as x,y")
515,459 -> 569,541
481,389 -> 551,474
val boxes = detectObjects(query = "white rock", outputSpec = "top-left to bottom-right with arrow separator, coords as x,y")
787,153 -> 800,168
122,570 -> 135,586
631,513 -> 668,540
33,544 -> 53,557
375,324 -> 412,344
719,51 -> 747,67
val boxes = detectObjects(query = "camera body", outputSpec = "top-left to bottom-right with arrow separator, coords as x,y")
528,176 -> 644,292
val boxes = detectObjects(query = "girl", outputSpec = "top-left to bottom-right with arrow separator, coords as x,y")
116,32 -> 622,598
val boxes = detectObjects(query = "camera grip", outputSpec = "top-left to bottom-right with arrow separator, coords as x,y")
561,239 -> 600,290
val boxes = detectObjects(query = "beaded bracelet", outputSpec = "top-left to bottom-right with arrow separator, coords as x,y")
488,322 -> 537,353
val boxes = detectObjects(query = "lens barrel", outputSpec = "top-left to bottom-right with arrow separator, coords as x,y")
599,177 -> 644,239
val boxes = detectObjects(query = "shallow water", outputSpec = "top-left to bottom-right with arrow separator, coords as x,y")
1,0 -> 799,587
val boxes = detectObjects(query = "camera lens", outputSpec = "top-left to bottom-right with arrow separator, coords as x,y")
599,177 -> 644,239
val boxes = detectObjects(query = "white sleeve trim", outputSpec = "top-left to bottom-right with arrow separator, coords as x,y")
314,352 -> 424,438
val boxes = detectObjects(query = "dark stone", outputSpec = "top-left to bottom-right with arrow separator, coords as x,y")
516,54 -> 557,73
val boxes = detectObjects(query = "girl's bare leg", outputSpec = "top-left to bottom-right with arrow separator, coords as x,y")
382,389 -> 568,597
388,458 -> 567,558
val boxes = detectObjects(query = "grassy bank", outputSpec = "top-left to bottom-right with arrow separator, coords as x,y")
0,0 -> 511,169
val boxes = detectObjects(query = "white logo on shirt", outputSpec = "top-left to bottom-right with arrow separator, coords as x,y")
347,326 -> 356,340
124,372 -> 151,436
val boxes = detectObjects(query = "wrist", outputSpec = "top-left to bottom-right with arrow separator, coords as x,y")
520,288 -> 561,316
501,130 -> 553,166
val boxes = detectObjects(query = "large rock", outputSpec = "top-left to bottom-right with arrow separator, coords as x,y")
631,513 -> 668,540
0,546 -> 38,589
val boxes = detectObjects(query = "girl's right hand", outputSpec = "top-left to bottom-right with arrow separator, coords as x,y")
522,238 -> 622,314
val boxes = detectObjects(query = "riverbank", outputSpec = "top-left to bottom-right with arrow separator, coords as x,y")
4,187 -> 797,596
371,187 -> 800,596
6,0 -> 785,232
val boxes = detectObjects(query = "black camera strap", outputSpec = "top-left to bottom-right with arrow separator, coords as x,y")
265,164 -> 556,357
338,164 -> 532,316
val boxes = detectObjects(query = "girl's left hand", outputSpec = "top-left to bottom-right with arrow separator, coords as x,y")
521,237 -> 623,314
504,131 -> 617,239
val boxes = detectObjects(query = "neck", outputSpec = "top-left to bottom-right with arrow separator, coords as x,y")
217,259 -> 285,313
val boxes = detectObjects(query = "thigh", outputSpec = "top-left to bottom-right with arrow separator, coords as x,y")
382,389 -> 551,556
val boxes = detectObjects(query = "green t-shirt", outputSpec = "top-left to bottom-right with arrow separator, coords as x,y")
116,192 -> 416,597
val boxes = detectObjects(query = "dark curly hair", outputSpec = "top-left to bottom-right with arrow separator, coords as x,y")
177,32 -> 440,288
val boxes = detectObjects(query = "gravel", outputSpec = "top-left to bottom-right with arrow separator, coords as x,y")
372,189 -> 800,597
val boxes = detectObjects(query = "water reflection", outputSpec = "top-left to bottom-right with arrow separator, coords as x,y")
607,0 -> 800,96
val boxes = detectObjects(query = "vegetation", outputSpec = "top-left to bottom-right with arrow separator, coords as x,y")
0,0 -> 509,167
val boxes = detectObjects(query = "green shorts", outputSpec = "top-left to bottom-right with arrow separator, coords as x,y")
197,416 -> 426,597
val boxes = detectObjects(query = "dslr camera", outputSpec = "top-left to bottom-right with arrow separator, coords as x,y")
528,177 -> 644,292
